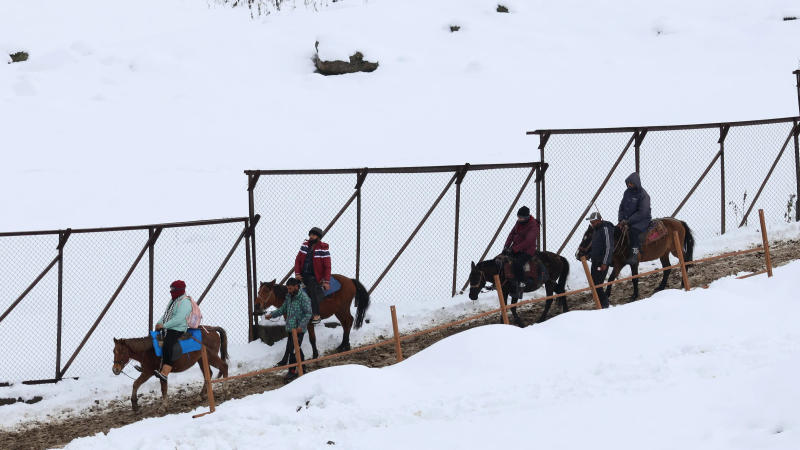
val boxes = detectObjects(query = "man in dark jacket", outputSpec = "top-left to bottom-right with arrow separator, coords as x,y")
295,227 -> 331,324
618,172 -> 651,265
586,212 -> 614,309
504,206 -> 540,299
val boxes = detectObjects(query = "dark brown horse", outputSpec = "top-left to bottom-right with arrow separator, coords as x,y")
112,326 -> 229,412
256,274 -> 370,360
575,218 -> 694,301
467,251 -> 570,326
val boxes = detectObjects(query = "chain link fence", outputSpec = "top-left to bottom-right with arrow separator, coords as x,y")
0,218 -> 252,383
246,163 -> 546,314
532,117 -> 800,258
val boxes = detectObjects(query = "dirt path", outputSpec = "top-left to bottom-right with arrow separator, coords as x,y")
2,238 -> 797,450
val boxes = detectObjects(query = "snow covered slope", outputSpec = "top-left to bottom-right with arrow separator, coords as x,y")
2,0 -> 799,230
64,258 -> 800,449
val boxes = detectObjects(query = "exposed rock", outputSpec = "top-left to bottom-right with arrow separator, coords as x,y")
497,4 -> 509,13
450,25 -> 461,32
313,41 -> 378,76
9,51 -> 29,63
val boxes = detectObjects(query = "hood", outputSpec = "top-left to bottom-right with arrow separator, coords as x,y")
625,172 -> 641,190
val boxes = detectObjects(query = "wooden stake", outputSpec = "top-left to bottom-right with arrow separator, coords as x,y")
673,231 -> 691,291
759,209 -> 773,277
291,328 -> 304,377
581,257 -> 603,309
390,305 -> 403,362
493,274 -> 510,325
192,345 -> 215,418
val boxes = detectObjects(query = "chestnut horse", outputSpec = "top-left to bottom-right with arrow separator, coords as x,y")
575,218 -> 694,301
112,325 -> 228,412
256,274 -> 370,360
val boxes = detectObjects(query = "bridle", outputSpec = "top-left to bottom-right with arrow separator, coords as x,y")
469,270 -> 486,290
258,283 -> 277,309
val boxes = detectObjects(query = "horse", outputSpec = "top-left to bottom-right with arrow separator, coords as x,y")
256,274 -> 370,360
112,325 -> 229,412
468,251 -> 570,326
575,218 -> 694,301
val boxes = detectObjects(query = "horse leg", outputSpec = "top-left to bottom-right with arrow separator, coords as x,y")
130,372 -> 151,412
308,324 -> 319,360
630,263 -> 640,301
509,295 -> 524,327
655,255 -> 671,291
604,266 -> 620,299
335,310 -> 354,352
158,377 -> 169,413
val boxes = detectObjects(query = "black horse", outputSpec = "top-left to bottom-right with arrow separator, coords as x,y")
468,251 -> 570,326
575,218 -> 694,301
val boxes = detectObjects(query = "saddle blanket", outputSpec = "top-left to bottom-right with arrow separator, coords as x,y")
642,220 -> 667,245
304,277 -> 342,298
150,328 -> 202,358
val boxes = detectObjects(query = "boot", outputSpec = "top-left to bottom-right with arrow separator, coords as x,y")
626,247 -> 640,266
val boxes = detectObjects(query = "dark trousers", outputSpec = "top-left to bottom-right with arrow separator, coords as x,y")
161,329 -> 183,365
303,275 -> 324,316
286,331 -> 305,373
591,263 -> 610,309
511,252 -> 533,281
629,226 -> 643,249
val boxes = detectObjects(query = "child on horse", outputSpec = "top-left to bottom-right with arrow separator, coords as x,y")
264,278 -> 313,381
618,172 -> 652,265
154,280 -> 191,381
503,206 -> 540,299
295,227 -> 331,324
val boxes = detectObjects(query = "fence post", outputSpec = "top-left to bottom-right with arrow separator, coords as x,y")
634,129 -> 647,174
580,257 -> 603,310
247,173 -> 260,303
673,231 -> 691,291
792,119 -> 799,222
452,164 -> 469,296
719,125 -> 730,234
355,169 -> 368,281
245,221 -> 254,341
759,209 -> 773,277
201,345 -> 215,412
539,134 -> 550,251
56,229 -> 70,380
390,305 -> 403,362
493,274 -> 509,325
148,227 -> 154,331
291,328 -> 304,377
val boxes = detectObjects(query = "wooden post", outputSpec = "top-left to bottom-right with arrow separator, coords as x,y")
201,345 -> 215,412
291,328 -> 304,376
759,209 -> 773,277
580,257 -> 603,310
673,231 -> 691,291
390,305 -> 403,362
492,274 -> 510,325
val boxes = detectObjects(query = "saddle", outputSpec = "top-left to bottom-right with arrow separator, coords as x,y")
150,328 -> 202,358
496,254 -> 547,286
302,276 -> 342,299
621,219 -> 667,249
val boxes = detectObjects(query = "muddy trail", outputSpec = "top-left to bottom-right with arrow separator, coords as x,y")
3,239 -> 798,450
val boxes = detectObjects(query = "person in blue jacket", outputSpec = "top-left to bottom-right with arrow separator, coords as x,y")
618,172 -> 651,265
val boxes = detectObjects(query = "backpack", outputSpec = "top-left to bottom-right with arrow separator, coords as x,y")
186,296 -> 203,328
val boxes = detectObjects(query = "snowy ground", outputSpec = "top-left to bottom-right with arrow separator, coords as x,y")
61,250 -> 800,449
1,219 -> 797,433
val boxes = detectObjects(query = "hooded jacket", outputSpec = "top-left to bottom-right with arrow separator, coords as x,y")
618,172 -> 651,231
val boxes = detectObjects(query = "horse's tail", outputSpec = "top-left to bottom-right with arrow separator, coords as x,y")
352,278 -> 371,329
212,326 -> 229,361
680,220 -> 695,263
557,254 -> 570,294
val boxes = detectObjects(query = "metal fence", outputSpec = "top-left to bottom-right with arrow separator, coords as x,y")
245,163 -> 547,315
0,218 -> 255,383
529,116 -> 800,256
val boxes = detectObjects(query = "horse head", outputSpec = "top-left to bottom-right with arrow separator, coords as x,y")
468,261 -> 487,301
256,279 -> 285,311
575,224 -> 594,261
112,338 -> 130,375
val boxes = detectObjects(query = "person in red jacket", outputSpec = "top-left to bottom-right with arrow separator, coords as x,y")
503,206 -> 540,298
294,227 -> 331,324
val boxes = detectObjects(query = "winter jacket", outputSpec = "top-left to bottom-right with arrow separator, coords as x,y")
504,217 -> 540,255
270,289 -> 313,332
157,295 -> 192,333
618,172 -> 651,231
590,221 -> 615,266
294,240 -> 331,283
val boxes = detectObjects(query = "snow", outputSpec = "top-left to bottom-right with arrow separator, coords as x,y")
60,258 -> 800,449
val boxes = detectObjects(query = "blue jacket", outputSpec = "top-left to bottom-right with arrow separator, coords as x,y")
590,221 -> 615,266
618,172 -> 651,231
157,295 -> 192,333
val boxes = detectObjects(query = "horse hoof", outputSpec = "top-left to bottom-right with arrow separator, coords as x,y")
337,344 -> 351,352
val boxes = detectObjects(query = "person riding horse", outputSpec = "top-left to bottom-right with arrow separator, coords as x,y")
503,206 -> 540,299
618,172 -> 651,265
586,212 -> 614,309
295,227 -> 330,324
154,280 -> 191,382
264,278 -> 312,382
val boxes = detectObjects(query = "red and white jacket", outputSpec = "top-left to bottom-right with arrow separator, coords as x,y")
294,240 -> 331,283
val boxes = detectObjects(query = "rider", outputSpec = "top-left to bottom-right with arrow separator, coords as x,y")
154,280 -> 192,382
264,278 -> 312,381
586,212 -> 614,309
618,172 -> 651,265
295,227 -> 331,324
503,206 -> 540,299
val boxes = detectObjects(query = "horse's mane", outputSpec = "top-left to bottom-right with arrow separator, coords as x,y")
121,336 -> 154,353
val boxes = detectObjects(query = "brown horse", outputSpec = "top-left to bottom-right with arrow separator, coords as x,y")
575,218 -> 694,301
112,325 -> 229,412
256,274 -> 370,360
